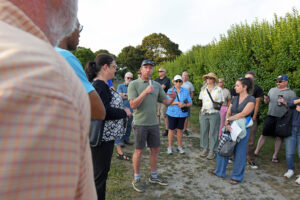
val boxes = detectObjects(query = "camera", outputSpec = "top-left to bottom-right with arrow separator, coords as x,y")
181,99 -> 188,112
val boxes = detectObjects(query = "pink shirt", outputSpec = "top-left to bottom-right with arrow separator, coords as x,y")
0,1 -> 96,199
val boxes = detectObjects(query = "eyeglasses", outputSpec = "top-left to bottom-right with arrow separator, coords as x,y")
126,77 -> 133,80
78,24 -> 83,33
175,80 -> 182,83
276,80 -> 282,83
158,71 -> 165,73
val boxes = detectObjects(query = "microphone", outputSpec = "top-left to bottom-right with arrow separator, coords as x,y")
149,76 -> 152,85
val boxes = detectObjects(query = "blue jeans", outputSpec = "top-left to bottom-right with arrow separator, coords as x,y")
285,126 -> 300,171
115,116 -> 133,145
214,128 -> 250,182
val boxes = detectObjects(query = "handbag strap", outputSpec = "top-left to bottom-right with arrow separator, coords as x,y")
174,88 -> 181,102
206,88 -> 215,103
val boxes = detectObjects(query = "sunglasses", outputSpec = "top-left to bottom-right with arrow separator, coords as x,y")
207,77 -> 214,80
175,80 -> 182,83
158,71 -> 165,73
126,77 -> 133,80
276,81 -> 282,83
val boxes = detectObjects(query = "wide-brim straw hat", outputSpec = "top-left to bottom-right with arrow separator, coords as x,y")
202,72 -> 219,82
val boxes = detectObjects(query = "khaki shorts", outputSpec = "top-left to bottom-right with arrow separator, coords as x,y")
157,103 -> 167,117
133,125 -> 160,149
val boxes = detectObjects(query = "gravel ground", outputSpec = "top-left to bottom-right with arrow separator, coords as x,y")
132,130 -> 300,200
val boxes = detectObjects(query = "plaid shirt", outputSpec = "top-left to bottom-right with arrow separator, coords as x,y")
0,1 -> 96,199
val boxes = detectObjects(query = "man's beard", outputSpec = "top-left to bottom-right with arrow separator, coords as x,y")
46,0 -> 78,46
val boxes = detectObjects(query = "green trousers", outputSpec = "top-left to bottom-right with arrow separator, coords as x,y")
199,112 -> 220,151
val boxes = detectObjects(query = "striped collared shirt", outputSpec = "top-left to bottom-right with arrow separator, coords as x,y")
0,1 -> 96,199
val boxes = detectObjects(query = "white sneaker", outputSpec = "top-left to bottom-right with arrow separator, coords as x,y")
284,169 -> 294,178
177,146 -> 185,154
295,175 -> 300,185
167,147 -> 173,155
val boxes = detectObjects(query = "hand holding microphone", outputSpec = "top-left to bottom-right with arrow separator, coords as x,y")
146,76 -> 154,94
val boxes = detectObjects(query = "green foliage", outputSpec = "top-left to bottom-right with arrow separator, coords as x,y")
74,46 -> 95,69
116,45 -> 145,76
157,9 -> 300,108
141,33 -> 182,65
94,49 -> 116,60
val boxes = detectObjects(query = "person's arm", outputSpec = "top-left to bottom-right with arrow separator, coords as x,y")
287,97 -> 300,108
89,90 -> 106,120
226,98 -> 231,107
129,85 -> 154,109
252,97 -> 261,120
94,81 -> 127,120
162,87 -> 176,106
227,102 -> 255,122
190,91 -> 194,99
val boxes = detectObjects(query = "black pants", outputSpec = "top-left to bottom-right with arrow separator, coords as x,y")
91,140 -> 114,200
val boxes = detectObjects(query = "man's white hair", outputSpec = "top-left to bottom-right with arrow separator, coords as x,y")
124,72 -> 133,78
46,0 -> 78,46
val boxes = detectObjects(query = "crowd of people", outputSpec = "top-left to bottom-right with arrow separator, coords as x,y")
0,0 -> 299,199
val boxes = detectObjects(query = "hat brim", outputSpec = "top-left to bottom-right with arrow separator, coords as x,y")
202,75 -> 219,82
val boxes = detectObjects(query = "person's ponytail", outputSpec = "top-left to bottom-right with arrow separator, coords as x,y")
85,61 -> 98,82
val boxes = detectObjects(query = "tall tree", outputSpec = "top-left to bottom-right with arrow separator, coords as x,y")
74,47 -> 95,69
94,49 -> 116,59
141,33 -> 181,65
116,45 -> 145,74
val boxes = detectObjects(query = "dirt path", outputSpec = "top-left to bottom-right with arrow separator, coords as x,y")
132,130 -> 300,200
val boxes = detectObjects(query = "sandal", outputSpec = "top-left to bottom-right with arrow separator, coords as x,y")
230,179 -> 240,185
208,169 -> 217,176
272,157 -> 279,163
116,153 -> 131,161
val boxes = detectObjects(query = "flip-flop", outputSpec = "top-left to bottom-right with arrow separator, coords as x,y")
116,153 -> 131,161
272,158 -> 279,163
230,179 -> 240,185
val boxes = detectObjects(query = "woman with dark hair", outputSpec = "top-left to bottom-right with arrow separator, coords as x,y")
85,53 -> 132,199
210,78 -> 255,184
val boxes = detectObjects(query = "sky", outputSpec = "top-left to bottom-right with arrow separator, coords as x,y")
78,0 -> 300,56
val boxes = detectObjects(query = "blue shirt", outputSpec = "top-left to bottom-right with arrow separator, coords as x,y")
107,80 -> 113,87
55,47 -> 94,93
117,83 -> 133,112
166,87 -> 192,118
288,97 -> 300,127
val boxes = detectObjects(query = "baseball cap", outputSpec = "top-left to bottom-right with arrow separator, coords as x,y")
173,75 -> 182,81
141,59 -> 154,67
275,75 -> 288,81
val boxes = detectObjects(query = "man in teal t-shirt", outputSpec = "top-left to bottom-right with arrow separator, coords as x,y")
55,20 -> 105,121
128,60 -> 176,193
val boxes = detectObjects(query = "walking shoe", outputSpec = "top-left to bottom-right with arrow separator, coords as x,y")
162,130 -> 168,136
248,162 -> 258,169
132,179 -> 145,193
295,175 -> 300,185
206,150 -> 215,160
284,169 -> 294,178
167,147 -> 173,155
177,146 -> 185,154
200,149 -> 209,157
183,130 -> 190,136
149,175 -> 168,186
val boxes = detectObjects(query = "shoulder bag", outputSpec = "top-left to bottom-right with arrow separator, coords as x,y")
89,81 -> 105,147
217,130 -> 236,157
206,89 -> 222,110
275,109 -> 293,138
